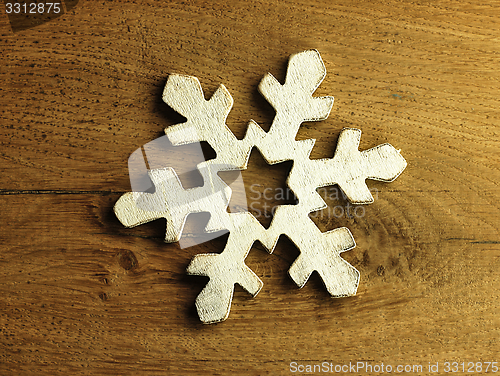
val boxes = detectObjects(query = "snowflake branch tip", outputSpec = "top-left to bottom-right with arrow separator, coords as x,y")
187,252 -> 263,324
311,128 -> 407,204
258,50 -> 334,138
288,227 -> 359,297
162,74 -> 235,148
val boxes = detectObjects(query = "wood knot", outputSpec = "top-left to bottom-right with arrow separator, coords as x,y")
98,292 -> 108,301
377,265 -> 385,276
117,250 -> 138,271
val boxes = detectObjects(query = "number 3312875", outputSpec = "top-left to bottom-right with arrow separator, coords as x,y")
5,3 -> 61,14
444,362 -> 498,373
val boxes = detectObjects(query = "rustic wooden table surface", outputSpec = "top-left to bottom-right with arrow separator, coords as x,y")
1,0 -> 499,375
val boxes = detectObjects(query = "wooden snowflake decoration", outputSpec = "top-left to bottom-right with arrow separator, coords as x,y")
114,50 -> 407,324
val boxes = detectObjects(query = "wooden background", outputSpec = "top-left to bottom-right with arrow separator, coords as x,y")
1,0 -> 499,374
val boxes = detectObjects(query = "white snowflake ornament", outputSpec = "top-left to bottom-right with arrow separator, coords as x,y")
114,50 -> 407,324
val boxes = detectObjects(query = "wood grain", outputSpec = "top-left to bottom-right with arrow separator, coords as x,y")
1,0 -> 499,374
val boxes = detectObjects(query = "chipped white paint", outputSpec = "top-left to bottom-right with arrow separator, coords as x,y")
114,50 -> 407,324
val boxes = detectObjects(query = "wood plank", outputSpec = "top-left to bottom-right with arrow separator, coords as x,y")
1,0 -> 499,374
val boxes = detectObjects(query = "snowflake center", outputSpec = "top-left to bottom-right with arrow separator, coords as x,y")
219,147 -> 297,229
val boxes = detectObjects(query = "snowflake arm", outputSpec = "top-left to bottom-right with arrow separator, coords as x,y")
114,166 -> 232,242
310,128 -> 407,204
186,213 -> 265,324
280,128 -> 406,294
162,74 -> 250,169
